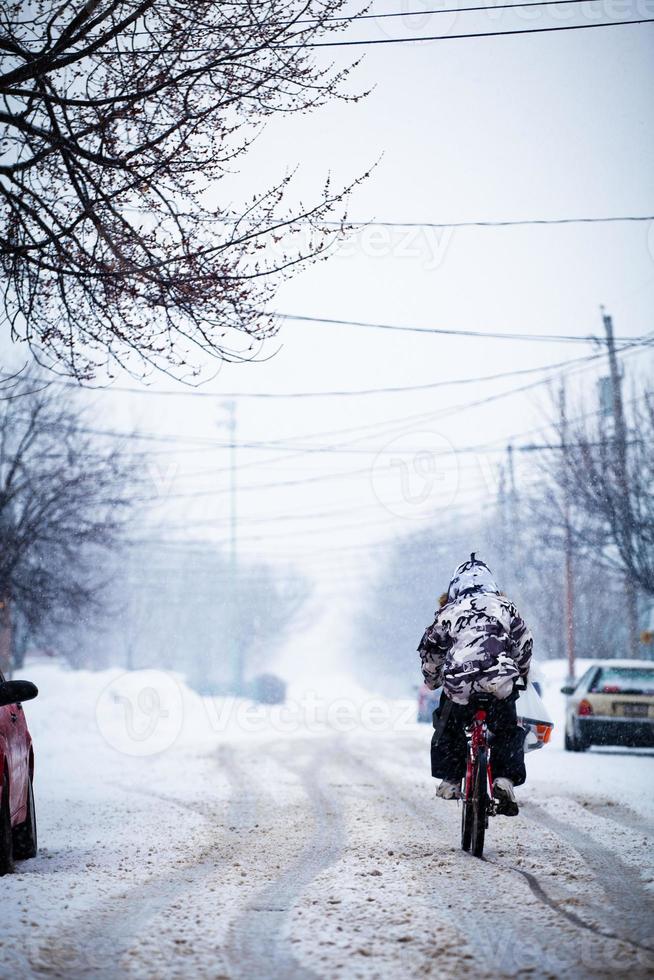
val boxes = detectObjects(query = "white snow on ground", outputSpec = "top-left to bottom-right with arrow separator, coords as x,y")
2,657 -> 653,978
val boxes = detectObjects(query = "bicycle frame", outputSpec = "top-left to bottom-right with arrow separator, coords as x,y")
463,708 -> 497,816
462,686 -> 527,856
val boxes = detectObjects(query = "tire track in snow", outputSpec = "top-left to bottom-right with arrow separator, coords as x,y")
356,733 -> 654,955
340,737 -> 653,976
574,797 -> 654,837
522,802 -> 654,953
491,860 -> 654,959
27,745 -> 261,979
225,738 -> 345,980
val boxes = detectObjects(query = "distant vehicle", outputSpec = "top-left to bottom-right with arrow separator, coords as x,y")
250,673 -> 286,705
562,660 -> 654,752
0,673 -> 38,875
417,684 -> 441,723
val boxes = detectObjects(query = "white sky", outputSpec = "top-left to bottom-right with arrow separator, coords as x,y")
8,5 -> 654,650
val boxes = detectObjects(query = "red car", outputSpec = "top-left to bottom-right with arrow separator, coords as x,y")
0,674 -> 38,875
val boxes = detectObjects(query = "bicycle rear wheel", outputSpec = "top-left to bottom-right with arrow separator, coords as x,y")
470,747 -> 488,858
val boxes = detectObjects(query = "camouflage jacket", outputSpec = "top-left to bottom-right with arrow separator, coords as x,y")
418,591 -> 533,704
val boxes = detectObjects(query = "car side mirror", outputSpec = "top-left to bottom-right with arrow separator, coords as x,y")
560,685 -> 575,696
0,680 -> 38,707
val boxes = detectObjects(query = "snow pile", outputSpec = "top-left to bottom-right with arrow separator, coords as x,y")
20,660 -> 419,775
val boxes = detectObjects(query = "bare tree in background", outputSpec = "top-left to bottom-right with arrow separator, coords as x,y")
94,542 -> 311,687
356,492 -> 642,695
0,382 -> 138,672
0,1 -> 366,380
537,390 -> 654,598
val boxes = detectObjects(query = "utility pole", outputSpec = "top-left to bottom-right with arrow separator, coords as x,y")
225,399 -> 243,694
507,444 -> 515,495
506,443 -> 518,595
560,384 -> 576,682
507,443 -> 518,530
497,463 -> 507,571
0,596 -> 11,678
602,309 -> 639,657
0,504 -> 13,676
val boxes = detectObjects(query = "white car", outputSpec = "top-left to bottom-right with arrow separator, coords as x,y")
562,659 -> 654,752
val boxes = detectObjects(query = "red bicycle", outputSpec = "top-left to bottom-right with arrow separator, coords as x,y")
460,694 -> 496,858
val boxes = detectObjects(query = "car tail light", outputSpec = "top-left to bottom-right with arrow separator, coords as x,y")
534,723 -> 553,744
578,699 -> 593,716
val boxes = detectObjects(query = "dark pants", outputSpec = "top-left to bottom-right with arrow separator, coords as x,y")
431,692 -> 526,785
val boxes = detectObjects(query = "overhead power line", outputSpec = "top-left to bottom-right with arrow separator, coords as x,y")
115,8 -> 653,51
154,209 -> 654,228
279,17 -> 654,47
128,536 -> 401,561
6,330 -> 646,406
19,336 -> 648,457
118,348 -> 652,470
143,511 -> 406,540
325,214 -> 654,229
0,345 -> 624,401
275,313 -> 651,348
127,0 -> 621,32
151,390 -> 650,501
295,0 -> 619,23
141,490 -> 500,542
73,349 -> 607,450
136,351 -> 599,399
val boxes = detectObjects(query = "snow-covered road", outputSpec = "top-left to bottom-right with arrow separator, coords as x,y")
3,663 -> 654,979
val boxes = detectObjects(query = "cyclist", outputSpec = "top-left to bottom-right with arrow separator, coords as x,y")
418,554 -> 533,816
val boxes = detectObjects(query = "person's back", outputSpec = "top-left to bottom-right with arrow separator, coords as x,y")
418,553 -> 533,814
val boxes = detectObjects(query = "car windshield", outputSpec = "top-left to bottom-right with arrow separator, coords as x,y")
590,667 -> 654,695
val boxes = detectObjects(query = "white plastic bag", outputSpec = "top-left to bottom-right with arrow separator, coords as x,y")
516,680 -> 554,752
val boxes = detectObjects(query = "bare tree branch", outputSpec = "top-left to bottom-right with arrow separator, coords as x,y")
0,0 -> 367,380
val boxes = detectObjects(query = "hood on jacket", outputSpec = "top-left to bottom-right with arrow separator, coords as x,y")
447,553 -> 500,602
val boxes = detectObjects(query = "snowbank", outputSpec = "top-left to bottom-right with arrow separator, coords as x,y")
19,660 -> 427,788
